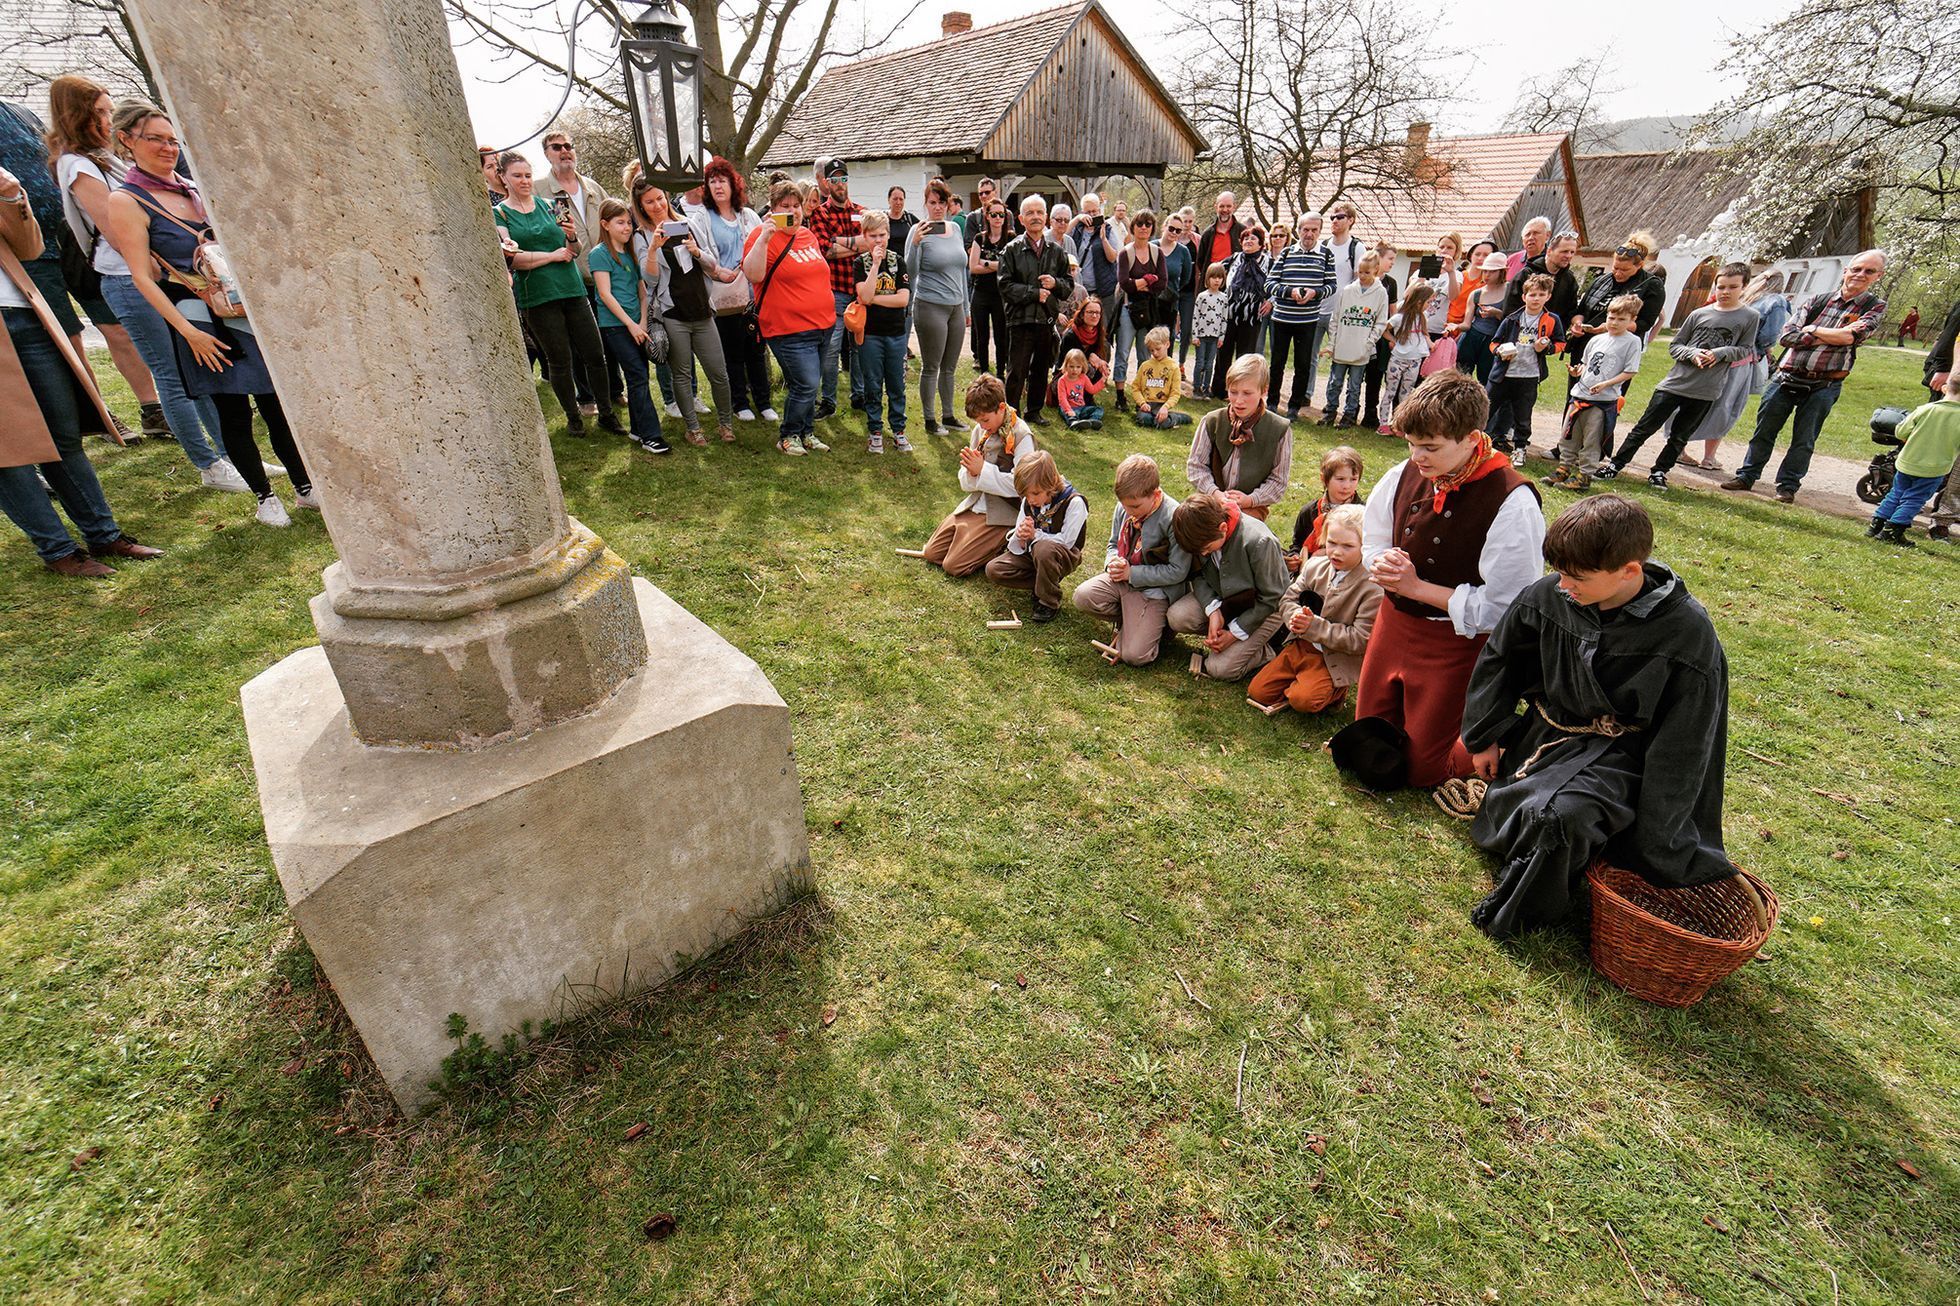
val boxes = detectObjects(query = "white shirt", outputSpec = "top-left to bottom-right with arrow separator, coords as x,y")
1361,459 -> 1546,638
1006,493 -> 1089,555
56,153 -> 131,277
1319,236 -> 1361,318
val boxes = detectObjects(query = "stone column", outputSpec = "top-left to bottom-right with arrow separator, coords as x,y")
125,0 -> 809,1109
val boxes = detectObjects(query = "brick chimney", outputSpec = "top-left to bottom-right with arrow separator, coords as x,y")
942,11 -> 973,36
1404,121 -> 1432,167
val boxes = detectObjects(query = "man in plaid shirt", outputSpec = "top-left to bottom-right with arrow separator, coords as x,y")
806,156 -> 868,417
1723,251 -> 1887,503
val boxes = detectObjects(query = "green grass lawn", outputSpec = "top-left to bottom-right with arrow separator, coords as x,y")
3,357 -> 1956,1304
1547,335 -> 1934,466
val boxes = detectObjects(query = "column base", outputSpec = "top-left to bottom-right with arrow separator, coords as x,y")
241,579 -> 811,1110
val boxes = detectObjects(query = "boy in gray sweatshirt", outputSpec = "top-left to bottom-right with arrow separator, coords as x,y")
1599,263 -> 1760,487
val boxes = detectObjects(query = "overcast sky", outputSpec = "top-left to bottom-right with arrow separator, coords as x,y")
454,0 -> 1790,156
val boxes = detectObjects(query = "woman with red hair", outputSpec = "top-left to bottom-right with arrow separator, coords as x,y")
689,156 -> 774,421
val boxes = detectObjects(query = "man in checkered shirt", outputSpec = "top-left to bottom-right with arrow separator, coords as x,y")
806,156 -> 868,418
1722,251 -> 1887,504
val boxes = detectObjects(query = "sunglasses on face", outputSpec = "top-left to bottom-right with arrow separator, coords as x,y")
546,142 -> 574,152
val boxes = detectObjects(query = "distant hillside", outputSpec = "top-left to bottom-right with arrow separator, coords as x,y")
1577,114 -> 1758,154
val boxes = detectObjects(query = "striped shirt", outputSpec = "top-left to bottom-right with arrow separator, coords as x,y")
1266,243 -> 1335,325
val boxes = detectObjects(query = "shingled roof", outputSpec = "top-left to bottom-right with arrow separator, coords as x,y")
761,2 -> 1204,170
1340,132 -> 1582,253
1573,151 -> 1746,254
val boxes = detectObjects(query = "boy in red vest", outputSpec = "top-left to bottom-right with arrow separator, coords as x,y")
1338,372 -> 1545,789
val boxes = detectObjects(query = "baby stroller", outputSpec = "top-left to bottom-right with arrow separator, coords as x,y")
1855,406 -> 1910,505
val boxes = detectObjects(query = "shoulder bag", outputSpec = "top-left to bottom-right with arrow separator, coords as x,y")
125,186 -> 245,319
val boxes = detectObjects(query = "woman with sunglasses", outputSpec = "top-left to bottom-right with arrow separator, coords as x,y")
1160,213 -> 1195,378
966,199 -> 1011,375
102,106 -> 315,527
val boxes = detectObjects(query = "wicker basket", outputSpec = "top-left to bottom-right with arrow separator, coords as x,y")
1586,863 -> 1777,1007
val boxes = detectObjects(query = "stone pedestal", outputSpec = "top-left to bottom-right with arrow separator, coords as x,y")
243,582 -> 810,1109
124,0 -> 811,1110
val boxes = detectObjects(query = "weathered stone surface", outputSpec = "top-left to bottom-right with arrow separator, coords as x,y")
242,582 -> 812,1109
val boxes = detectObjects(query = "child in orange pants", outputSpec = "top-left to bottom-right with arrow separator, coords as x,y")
1248,504 -> 1381,713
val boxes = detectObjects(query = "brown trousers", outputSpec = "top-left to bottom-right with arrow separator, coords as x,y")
984,536 -> 1082,608
1166,594 -> 1285,682
1247,639 -> 1345,713
1072,572 -> 1170,665
923,509 -> 1009,577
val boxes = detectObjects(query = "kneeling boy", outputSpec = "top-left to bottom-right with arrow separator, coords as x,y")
985,450 -> 1088,622
921,374 -> 1037,577
1073,453 -> 1191,664
1460,494 -> 1733,938
1346,371 -> 1544,787
1167,490 -> 1291,681
1247,504 -> 1381,713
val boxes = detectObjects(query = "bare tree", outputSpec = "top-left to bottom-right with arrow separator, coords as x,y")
1169,0 -> 1445,228
1502,56 -> 1622,148
1691,0 -> 1960,280
446,0 -> 928,172
0,0 -> 159,102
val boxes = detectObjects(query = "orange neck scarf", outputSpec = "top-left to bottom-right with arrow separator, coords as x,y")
1427,432 -> 1509,512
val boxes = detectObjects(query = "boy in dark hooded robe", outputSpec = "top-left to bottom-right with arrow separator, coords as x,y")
1456,494 -> 1733,938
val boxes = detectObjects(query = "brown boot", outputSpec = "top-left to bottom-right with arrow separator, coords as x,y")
46,551 -> 115,578
88,533 -> 165,561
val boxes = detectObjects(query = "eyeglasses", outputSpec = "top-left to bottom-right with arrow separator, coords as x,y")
133,132 -> 181,149
546,142 -> 575,151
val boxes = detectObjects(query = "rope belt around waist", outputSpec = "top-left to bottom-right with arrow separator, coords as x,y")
1513,698 -> 1640,779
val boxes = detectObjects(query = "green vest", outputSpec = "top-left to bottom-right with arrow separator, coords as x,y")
1204,408 -> 1289,495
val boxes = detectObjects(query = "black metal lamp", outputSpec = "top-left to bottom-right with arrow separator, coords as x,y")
620,0 -> 704,189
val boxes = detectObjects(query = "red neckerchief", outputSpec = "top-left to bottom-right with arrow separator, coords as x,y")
1116,494 -> 1161,562
1228,403 -> 1266,446
1426,432 -> 1509,512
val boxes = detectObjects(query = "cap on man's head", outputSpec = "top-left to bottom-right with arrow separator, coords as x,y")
823,158 -> 849,180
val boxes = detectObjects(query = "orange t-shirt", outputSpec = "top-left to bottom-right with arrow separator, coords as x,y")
743,225 -> 837,338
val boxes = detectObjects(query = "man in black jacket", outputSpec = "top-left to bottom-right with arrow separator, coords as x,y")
1924,299 -> 1960,538
1502,230 -> 1581,323
998,195 -> 1074,426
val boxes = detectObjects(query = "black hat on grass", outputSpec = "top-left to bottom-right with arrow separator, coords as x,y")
1328,716 -> 1410,792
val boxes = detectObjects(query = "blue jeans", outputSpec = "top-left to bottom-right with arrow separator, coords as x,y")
1113,310 -> 1138,389
98,273 -> 223,468
1324,361 -> 1366,420
1873,471 -> 1947,525
601,325 -> 662,441
768,328 -> 823,441
858,331 -> 907,433
1736,377 -> 1843,492
0,308 -> 123,562
1193,339 -> 1220,395
821,290 -> 863,407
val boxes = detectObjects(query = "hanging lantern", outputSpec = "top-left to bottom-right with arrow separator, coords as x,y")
620,0 -> 704,189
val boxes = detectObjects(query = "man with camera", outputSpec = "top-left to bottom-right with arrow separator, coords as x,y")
536,131 -> 615,417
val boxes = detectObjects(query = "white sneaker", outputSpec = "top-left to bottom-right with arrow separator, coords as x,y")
761,407 -> 780,421
255,495 -> 291,528
867,433 -> 885,454
802,432 -> 831,452
664,402 -> 681,417
1509,448 -> 1526,468
293,488 -> 322,511
261,460 -> 288,478
737,408 -> 756,422
199,459 -> 252,493
693,395 -> 710,414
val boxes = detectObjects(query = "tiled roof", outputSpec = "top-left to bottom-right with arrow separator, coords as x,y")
1573,151 -> 1745,253
762,5 -> 1084,167
1346,133 -> 1572,250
